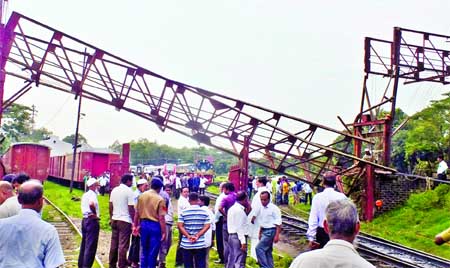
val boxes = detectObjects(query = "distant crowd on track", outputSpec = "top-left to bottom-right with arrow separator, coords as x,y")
3,159 -> 448,267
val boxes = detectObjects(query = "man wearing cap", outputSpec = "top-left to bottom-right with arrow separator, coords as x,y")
133,178 -> 167,268
306,173 -> 347,249
78,177 -> 100,268
128,178 -> 149,268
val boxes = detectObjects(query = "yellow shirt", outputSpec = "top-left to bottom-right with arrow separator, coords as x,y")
136,189 -> 166,221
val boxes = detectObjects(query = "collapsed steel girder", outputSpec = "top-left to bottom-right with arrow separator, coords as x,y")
0,12 -> 395,185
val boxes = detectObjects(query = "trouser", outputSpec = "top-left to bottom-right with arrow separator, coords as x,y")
316,226 -> 329,248
109,220 -> 132,268
175,229 -> 184,265
78,217 -> 100,268
182,248 -> 207,268
199,187 -> 205,195
304,193 -> 312,205
128,235 -> 140,264
140,219 -> 162,268
215,216 -> 225,262
175,188 -> 181,199
283,193 -> 289,204
223,222 -> 230,265
256,227 -> 276,268
100,186 -> 106,195
226,234 -> 246,268
158,223 -> 173,265
249,235 -> 259,260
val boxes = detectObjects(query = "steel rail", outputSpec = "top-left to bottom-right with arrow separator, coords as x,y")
44,196 -> 105,268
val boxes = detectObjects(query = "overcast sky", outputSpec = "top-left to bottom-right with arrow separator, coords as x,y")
5,0 -> 450,149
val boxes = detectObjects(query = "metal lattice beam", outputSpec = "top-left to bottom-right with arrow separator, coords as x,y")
1,12 -> 395,184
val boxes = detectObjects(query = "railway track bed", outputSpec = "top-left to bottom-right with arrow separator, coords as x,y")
44,197 -> 104,268
206,191 -> 450,267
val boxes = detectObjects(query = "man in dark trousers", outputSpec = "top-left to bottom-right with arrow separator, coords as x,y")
133,178 -> 167,268
306,173 -> 346,249
78,177 -> 100,268
109,174 -> 135,268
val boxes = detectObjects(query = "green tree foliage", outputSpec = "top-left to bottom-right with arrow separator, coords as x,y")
405,96 -> 450,159
1,103 -> 33,142
109,140 -> 122,153
26,128 -> 53,142
63,133 -> 88,146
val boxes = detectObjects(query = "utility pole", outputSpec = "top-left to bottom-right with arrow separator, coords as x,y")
69,90 -> 83,193
31,104 -> 36,131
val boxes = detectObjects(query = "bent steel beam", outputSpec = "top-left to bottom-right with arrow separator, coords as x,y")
2,12 -> 395,185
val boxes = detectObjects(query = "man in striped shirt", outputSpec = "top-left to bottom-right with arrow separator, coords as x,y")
177,192 -> 211,268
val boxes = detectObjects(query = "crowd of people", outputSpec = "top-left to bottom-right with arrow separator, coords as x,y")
0,154 -> 448,268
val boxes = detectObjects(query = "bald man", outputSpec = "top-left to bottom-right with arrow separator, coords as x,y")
0,181 -> 21,218
0,180 -> 65,268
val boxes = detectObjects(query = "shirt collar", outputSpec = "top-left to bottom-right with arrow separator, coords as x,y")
19,208 -> 41,218
324,239 -> 358,253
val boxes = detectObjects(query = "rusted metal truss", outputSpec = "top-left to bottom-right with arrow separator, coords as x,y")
353,27 -> 450,166
0,12 -> 395,184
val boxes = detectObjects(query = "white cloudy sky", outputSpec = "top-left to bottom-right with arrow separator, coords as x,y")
4,0 -> 450,148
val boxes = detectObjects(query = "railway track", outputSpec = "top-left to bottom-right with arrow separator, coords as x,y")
282,211 -> 450,268
43,197 -> 104,268
206,191 -> 450,268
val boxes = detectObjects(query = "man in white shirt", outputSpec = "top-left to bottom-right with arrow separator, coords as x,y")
255,191 -> 282,268
0,181 -> 21,218
290,199 -> 375,268
437,155 -> 448,181
78,177 -> 100,268
306,173 -> 346,249
99,174 -> 109,196
199,175 -> 207,195
248,177 -> 269,261
175,175 -> 182,199
302,182 -> 313,205
175,187 -> 190,266
227,191 -> 250,268
109,174 -> 135,268
128,178 -> 149,268
159,184 -> 175,268
214,182 -> 227,264
199,195 -> 215,268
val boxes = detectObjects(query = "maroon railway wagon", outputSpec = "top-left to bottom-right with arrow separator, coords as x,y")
2,143 -> 51,181
47,141 -> 130,189
49,150 -> 120,188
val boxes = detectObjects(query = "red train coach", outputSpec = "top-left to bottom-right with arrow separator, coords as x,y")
2,142 -> 50,181
43,136 -> 130,189
49,149 -> 121,187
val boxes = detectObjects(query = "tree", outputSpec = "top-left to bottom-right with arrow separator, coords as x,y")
1,103 -> 33,142
109,140 -> 122,153
26,128 -> 53,142
63,133 -> 88,146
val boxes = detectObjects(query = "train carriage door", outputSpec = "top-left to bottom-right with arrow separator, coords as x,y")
92,153 -> 109,177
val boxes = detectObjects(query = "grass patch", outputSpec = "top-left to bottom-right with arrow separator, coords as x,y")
43,180 -> 112,231
361,184 -> 450,259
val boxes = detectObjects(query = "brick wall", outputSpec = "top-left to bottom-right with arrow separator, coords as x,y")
374,174 -> 428,215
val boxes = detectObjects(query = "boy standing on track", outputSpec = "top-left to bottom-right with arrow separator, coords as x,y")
78,177 -> 100,268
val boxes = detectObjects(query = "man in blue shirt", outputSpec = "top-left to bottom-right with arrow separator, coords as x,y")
0,180 -> 65,268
